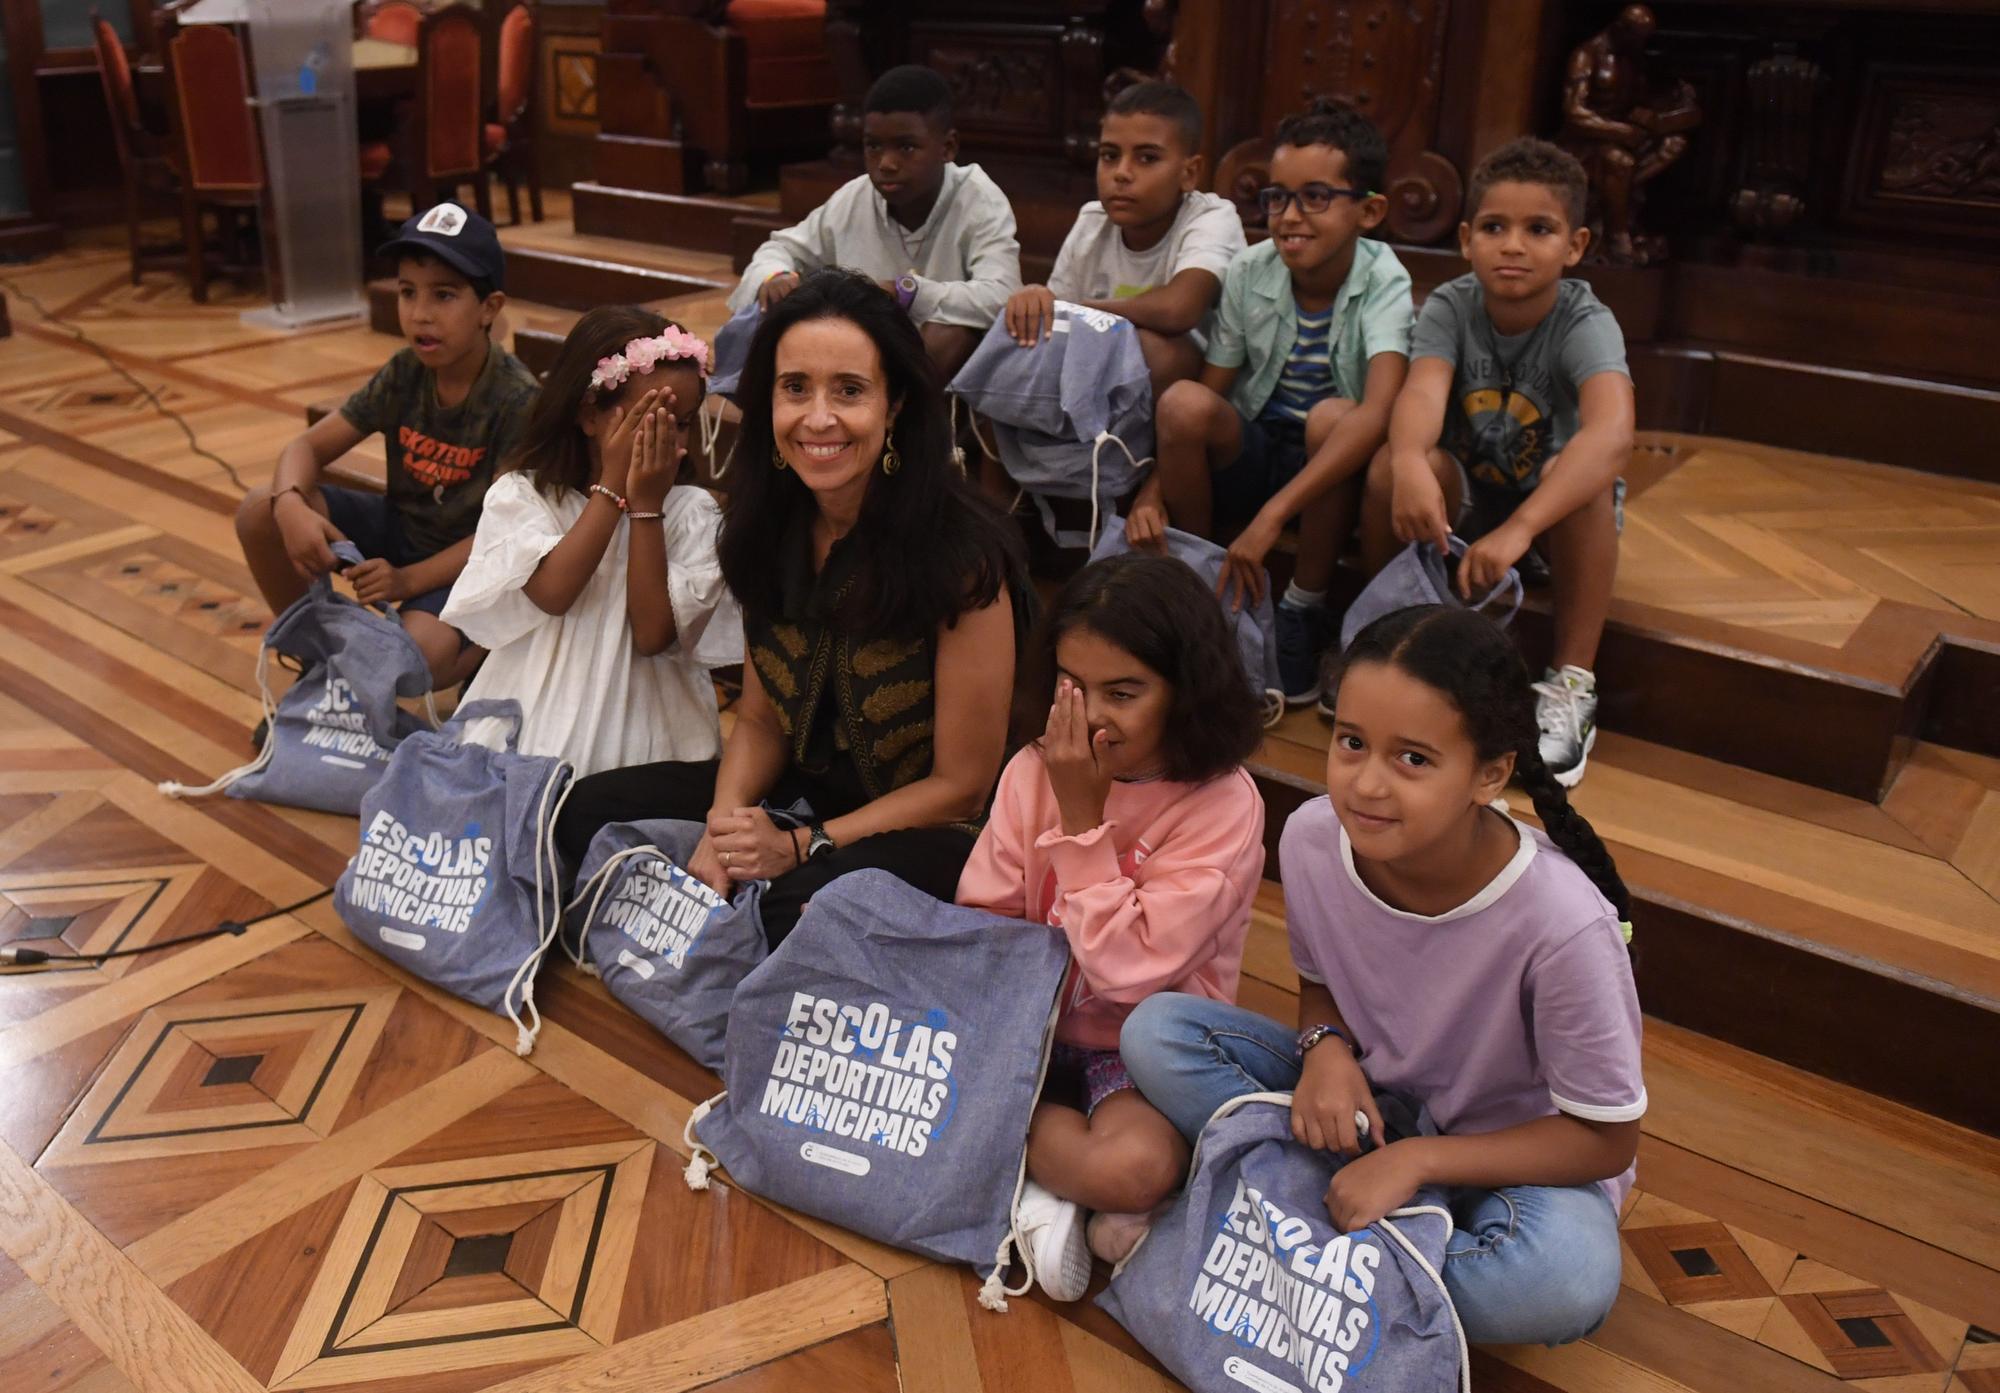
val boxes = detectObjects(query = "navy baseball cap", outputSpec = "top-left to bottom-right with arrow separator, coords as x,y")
377,202 -> 507,292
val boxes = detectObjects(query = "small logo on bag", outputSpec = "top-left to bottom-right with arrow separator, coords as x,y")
614,948 -> 655,980
378,926 -> 426,951
1223,1357 -> 1297,1393
799,1141 -> 871,1176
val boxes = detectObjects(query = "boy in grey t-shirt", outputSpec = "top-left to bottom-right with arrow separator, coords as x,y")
1363,138 -> 1635,787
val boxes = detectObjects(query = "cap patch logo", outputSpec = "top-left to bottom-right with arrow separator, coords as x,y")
417,204 -> 466,236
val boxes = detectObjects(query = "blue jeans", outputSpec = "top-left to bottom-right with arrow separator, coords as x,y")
1120,993 -> 1625,1347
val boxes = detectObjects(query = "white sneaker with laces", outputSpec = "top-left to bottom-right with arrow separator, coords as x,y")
1016,1179 -> 1092,1301
1534,666 -> 1598,788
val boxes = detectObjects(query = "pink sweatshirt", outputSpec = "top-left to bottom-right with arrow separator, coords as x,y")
956,746 -> 1267,1050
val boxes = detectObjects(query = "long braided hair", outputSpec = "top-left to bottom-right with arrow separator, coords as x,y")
1335,605 -> 1632,923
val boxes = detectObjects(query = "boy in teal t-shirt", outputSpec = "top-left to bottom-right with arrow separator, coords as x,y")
1126,102 -> 1413,707
1363,138 -> 1636,787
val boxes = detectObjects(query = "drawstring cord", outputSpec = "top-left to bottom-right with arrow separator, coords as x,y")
559,844 -> 658,973
1083,431 -> 1151,553
683,1092 -> 724,1189
160,642 -> 278,799
500,765 -> 576,1055
977,980 -> 1066,1312
698,395 -> 733,478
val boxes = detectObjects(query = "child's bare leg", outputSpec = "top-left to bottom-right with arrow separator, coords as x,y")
1135,327 -> 1203,401
919,322 -> 980,383
1360,444 -> 1462,572
235,483 -> 324,614
1150,379 -> 1242,540
1293,397 -> 1361,592
1540,481 -> 1619,671
402,612 -> 482,690
1026,1091 -> 1190,1215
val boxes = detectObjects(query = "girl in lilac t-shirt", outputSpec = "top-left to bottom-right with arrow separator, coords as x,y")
1121,604 -> 1645,1348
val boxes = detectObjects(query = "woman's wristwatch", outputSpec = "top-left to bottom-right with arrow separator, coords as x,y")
803,821 -> 837,862
1296,1023 -> 1351,1059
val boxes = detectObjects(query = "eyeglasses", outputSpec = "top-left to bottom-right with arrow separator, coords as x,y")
1257,183 -> 1371,217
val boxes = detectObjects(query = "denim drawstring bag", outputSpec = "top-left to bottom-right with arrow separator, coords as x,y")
1098,1092 -> 1468,1393
337,698 -> 574,1055
1339,536 -> 1523,651
161,541 -> 437,814
1090,519 -> 1284,725
562,816 -> 788,1070
682,869 -> 1070,1311
950,301 -> 1153,549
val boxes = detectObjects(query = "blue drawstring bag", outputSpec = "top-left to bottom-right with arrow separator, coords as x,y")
683,869 -> 1070,1311
1090,519 -> 1283,725
950,301 -> 1154,549
1340,535 -> 1522,651
562,817 -> 777,1070
161,541 -> 436,814
1099,1092 -> 1468,1393
337,699 -> 574,1055
708,299 -> 760,400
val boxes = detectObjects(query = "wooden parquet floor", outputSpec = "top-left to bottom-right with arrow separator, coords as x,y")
2,230 -> 1997,1392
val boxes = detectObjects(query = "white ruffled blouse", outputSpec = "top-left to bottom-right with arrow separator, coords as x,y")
441,472 -> 742,776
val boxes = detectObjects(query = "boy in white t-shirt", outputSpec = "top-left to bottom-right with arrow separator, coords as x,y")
1004,81 -> 1245,398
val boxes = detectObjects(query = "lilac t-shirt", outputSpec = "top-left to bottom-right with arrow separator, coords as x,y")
1281,796 -> 1645,1208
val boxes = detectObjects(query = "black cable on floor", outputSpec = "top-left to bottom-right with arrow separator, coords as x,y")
0,887 -> 333,968
0,273 -> 251,494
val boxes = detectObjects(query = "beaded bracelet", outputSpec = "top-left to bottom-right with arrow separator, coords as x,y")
628,510 -> 665,521
588,483 -> 627,511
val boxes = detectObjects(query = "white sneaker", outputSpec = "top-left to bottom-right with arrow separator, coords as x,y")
1534,666 -> 1598,788
1016,1179 -> 1092,1302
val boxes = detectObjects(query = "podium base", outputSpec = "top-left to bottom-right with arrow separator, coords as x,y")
241,302 -> 367,333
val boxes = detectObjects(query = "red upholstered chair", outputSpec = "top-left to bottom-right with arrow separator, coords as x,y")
362,0 -> 426,47
404,4 -> 492,221
166,23 -> 266,303
485,1 -> 541,224
92,13 -> 181,285
725,0 -> 836,112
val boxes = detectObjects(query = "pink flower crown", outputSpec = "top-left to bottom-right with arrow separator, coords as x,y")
589,326 -> 711,394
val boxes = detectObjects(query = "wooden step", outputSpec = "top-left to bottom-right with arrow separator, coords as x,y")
572,180 -> 785,257
1247,716 -> 2000,1135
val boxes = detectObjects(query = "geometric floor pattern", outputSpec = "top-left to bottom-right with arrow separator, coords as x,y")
2,218 -> 1997,1393
272,1140 -> 650,1386
1621,1190 -> 1972,1388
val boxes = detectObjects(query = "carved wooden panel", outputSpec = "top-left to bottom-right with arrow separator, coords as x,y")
913,28 -> 1067,145
1843,66 -> 2000,240
1227,1 -> 1463,242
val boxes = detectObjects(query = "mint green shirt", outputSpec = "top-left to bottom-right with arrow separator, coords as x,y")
1205,237 -> 1414,420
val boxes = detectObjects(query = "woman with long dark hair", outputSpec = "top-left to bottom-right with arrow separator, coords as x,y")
556,269 -> 1030,944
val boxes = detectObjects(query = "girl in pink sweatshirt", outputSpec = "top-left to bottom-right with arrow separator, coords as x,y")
957,553 -> 1268,1301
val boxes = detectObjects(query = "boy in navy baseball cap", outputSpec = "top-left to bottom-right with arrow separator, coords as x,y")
234,203 -> 537,689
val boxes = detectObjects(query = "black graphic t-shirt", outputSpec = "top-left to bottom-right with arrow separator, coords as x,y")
339,342 -> 539,558
1411,275 -> 1628,493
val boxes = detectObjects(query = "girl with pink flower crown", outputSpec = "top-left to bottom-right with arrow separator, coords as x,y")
442,307 -> 742,775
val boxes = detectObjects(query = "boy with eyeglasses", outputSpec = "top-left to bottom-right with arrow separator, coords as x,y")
1126,101 -> 1411,706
